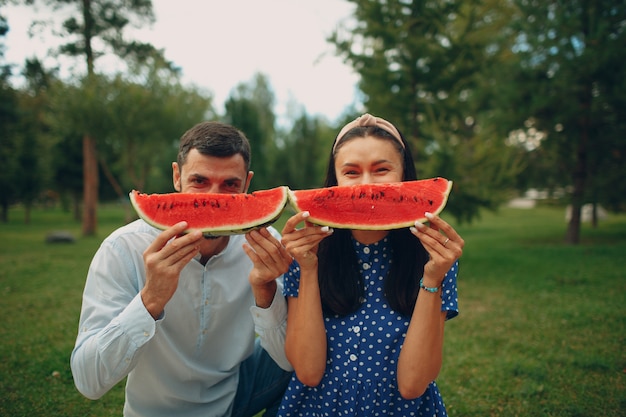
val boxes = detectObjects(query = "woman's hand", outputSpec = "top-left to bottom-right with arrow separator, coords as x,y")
411,212 -> 464,285
281,211 -> 333,269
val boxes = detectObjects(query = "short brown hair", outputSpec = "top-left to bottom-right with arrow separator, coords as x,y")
177,121 -> 251,171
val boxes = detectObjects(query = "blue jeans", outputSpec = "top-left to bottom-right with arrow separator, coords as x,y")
231,339 -> 292,417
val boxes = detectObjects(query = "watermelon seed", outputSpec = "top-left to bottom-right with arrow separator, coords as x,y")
428,200 -> 434,206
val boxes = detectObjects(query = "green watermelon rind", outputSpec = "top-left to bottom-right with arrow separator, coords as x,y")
129,186 -> 289,236
287,178 -> 453,230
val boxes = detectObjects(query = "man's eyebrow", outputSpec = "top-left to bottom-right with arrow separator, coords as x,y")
223,177 -> 243,185
189,173 -> 208,181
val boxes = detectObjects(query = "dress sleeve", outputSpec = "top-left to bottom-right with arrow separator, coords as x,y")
282,260 -> 301,298
441,259 -> 460,320
70,237 -> 158,400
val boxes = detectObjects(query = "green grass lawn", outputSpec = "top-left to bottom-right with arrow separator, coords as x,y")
1,203 -> 624,416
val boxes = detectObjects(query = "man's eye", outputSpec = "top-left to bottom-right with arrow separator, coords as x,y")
224,182 -> 240,191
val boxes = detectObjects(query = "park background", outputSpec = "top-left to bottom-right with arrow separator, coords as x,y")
1,0 -> 624,416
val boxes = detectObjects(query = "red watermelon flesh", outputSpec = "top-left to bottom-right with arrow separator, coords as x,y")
288,178 -> 452,230
129,186 -> 288,236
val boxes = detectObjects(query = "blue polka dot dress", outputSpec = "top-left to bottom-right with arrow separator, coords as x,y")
279,236 -> 459,417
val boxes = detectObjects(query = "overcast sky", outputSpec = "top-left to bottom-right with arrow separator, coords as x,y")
2,0 -> 362,122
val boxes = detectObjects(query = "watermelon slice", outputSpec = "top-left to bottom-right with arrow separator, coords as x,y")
288,178 -> 452,230
129,186 -> 289,236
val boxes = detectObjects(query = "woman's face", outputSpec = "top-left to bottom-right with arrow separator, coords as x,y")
334,136 -> 404,187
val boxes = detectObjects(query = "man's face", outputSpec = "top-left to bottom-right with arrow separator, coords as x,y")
172,148 -> 252,194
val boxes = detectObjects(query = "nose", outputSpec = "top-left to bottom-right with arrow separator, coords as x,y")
360,173 -> 373,184
206,184 -> 221,194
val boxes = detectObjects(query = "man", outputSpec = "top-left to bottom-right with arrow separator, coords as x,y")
71,121 -> 293,417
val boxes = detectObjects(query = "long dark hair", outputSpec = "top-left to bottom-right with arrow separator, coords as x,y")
317,125 -> 429,317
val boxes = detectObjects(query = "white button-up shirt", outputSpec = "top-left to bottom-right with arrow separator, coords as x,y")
71,220 -> 290,417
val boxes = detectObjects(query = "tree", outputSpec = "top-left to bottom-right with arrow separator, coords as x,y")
0,7 -> 20,221
23,0 -> 168,235
224,73 -> 279,191
13,59 -> 57,223
49,68 -> 212,223
329,0 -> 524,223
503,0 -> 626,243
276,110 -> 334,191
102,70 -> 212,195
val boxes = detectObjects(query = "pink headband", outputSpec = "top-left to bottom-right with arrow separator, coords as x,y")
333,113 -> 404,152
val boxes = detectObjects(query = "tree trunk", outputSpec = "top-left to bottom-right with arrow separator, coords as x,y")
82,134 -> 98,236
565,83 -> 592,244
1,201 -> 7,223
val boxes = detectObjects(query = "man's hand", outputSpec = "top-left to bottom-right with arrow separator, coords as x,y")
141,222 -> 203,319
243,228 -> 292,308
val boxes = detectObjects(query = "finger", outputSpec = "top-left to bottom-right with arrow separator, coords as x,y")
167,238 -> 201,267
282,233 -> 328,259
410,223 -> 441,251
281,225 -> 331,250
243,241 -> 289,278
246,229 -> 289,261
282,211 -> 311,234
425,212 -> 465,248
148,221 -> 189,252
242,242 -> 261,264
256,227 -> 291,258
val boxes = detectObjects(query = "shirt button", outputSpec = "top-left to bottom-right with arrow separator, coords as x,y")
349,354 -> 358,361
143,331 -> 149,337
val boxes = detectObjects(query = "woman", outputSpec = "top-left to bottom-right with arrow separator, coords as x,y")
278,114 -> 464,416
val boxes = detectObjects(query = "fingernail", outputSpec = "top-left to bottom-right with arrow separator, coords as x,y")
414,221 -> 425,229
425,212 -> 434,220
410,227 -> 418,234
321,226 -> 333,233
302,211 -> 310,217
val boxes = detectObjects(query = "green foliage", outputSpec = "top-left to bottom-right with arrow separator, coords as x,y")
224,73 -> 279,191
0,81 -> 19,220
329,0 -> 524,224
275,112 -> 336,190
498,0 -> 626,241
48,71 -> 212,196
42,0 -> 165,73
0,204 -> 624,416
